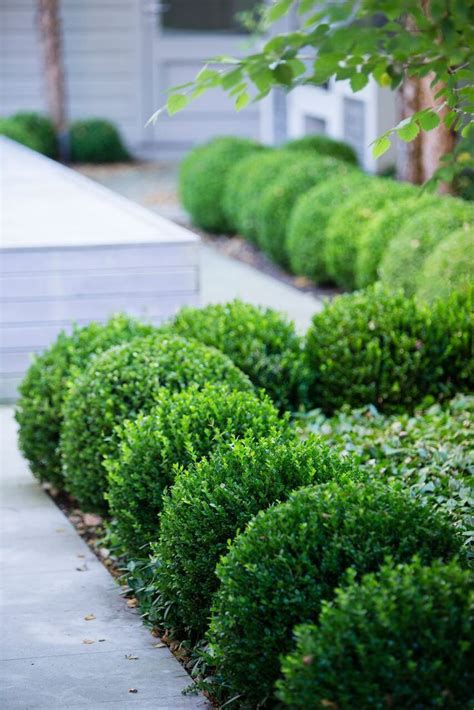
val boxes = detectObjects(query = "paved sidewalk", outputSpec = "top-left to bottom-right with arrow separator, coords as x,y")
0,408 -> 208,710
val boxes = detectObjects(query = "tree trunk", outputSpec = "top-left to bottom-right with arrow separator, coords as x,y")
37,0 -> 68,160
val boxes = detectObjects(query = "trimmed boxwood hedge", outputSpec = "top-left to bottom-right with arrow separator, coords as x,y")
179,136 -> 261,233
70,118 -> 129,163
154,434 -> 359,637
15,315 -> 154,488
325,179 -> 416,290
417,226 -> 474,303
11,111 -> 58,159
0,117 -> 44,153
256,155 -> 356,266
277,558 -> 473,709
208,481 -> 461,707
60,334 -> 252,514
286,171 -> 370,284
167,300 -> 309,411
106,385 -> 285,556
379,198 -> 474,295
285,134 -> 358,165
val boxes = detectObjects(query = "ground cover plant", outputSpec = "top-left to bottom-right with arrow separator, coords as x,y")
106,384 -> 285,557
69,118 -> 129,163
60,334 -> 252,514
285,134 -> 358,165
417,226 -> 474,303
277,558 -> 474,709
15,315 -> 154,488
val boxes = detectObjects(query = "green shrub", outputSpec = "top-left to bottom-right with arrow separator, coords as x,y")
285,134 -> 358,165
15,315 -> 154,488
222,149 -> 300,242
277,558 -> 473,709
168,300 -> 309,411
60,334 -> 252,514
256,155 -> 356,266
325,179 -> 416,290
11,112 -> 58,158
106,385 -> 285,556
0,117 -> 43,153
179,136 -> 261,233
355,193 -> 442,289
69,118 -> 129,163
303,394 -> 474,541
305,285 -> 441,413
154,434 -> 359,637
286,171 -> 370,284
417,226 -> 474,303
208,481 -> 461,706
379,198 -> 474,295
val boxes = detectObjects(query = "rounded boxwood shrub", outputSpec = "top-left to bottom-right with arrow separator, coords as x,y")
417,226 -> 474,303
179,136 -> 261,233
0,117 -> 43,153
277,558 -> 473,709
285,134 -> 358,165
208,481 -> 461,707
106,385 -> 285,556
15,315 -> 154,488
155,434 -> 360,637
11,111 -> 58,158
355,192 -> 442,289
286,171 -> 371,284
60,334 -> 252,514
305,285 -> 440,413
256,155 -> 355,266
69,118 -> 129,163
379,198 -> 474,295
325,179 -> 417,290
168,300 -> 309,411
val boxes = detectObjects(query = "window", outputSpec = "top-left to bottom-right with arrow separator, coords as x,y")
162,0 -> 259,33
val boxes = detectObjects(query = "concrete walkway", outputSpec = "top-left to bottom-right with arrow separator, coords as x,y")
0,407 -> 208,710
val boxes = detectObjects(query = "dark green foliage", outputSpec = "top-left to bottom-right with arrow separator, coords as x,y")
256,155 -> 355,266
69,118 -> 129,163
417,226 -> 474,303
325,179 -> 416,290
355,192 -> 442,288
179,136 -> 261,232
106,385 -> 284,556
11,112 -> 58,158
15,315 -> 154,488
0,117 -> 43,153
379,198 -> 474,295
305,285 -> 442,413
154,434 -> 359,637
208,481 -> 461,707
286,171 -> 370,284
168,300 -> 309,411
285,134 -> 358,165
277,558 -> 473,709
302,394 -> 474,543
60,335 -> 252,514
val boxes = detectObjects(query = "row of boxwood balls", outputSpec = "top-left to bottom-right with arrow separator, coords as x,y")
16,302 -> 473,707
179,135 -> 474,304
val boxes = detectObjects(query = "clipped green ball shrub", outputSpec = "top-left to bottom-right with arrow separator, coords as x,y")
179,136 -> 261,233
286,171 -> 370,284
11,112 -> 58,158
15,315 -> 154,488
69,118 -> 129,163
417,226 -> 474,303
208,481 -> 461,707
285,134 -> 358,165
277,559 -> 473,709
0,117 -> 43,153
355,193 -> 442,289
60,334 -> 252,514
256,155 -> 355,266
325,179 -> 416,290
168,300 -> 309,411
106,385 -> 284,556
155,434 -> 359,637
379,198 -> 474,295
305,285 -> 440,413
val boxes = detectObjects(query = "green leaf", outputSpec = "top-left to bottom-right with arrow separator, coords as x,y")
418,110 -> 441,131
196,67 -> 221,85
350,73 -> 369,92
372,135 -> 391,159
166,94 -> 189,116
397,120 -> 420,142
235,92 -> 250,111
273,62 -> 293,85
267,0 -> 293,22
222,68 -> 244,90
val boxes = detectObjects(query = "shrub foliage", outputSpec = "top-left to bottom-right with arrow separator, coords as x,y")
417,226 -> 474,303
69,118 -> 129,163
11,112 -> 58,158
0,117 -> 44,153
285,134 -> 358,164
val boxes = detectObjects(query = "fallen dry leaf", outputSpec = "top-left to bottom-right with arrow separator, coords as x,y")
125,654 -> 139,660
84,613 -> 96,621
82,639 -> 94,644
55,528 -> 65,533
83,513 -> 103,527
126,598 -> 138,608
152,642 -> 165,649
